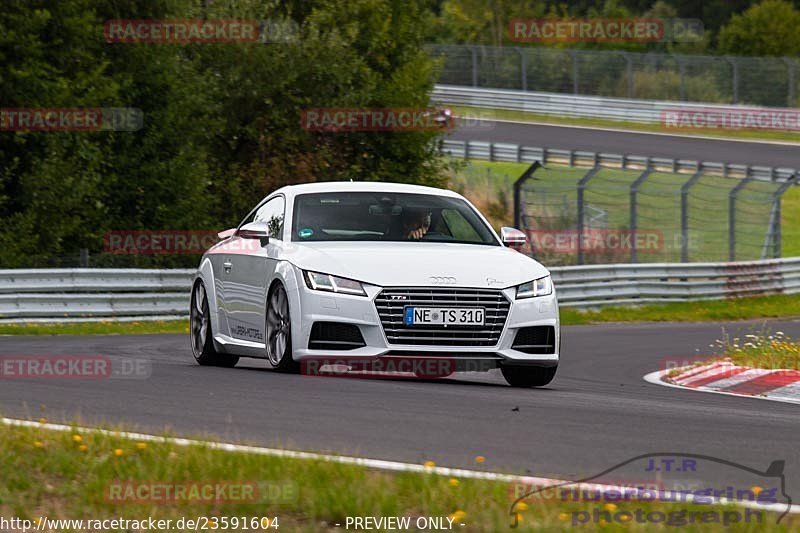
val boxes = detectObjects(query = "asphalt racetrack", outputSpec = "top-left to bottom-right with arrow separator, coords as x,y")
1,319 -> 798,490
451,120 -> 800,169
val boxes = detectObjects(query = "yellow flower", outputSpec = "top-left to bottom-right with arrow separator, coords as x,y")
474,455 -> 485,464
113,448 -> 124,457
514,513 -> 523,523
558,513 -> 569,521
450,510 -> 466,522
38,417 -> 47,424
78,444 -> 88,452
33,441 -> 44,448
423,460 -> 435,469
448,478 -> 459,487
751,486 -> 763,496
136,442 -> 147,450
72,434 -> 82,443
603,503 -> 618,512
517,502 -> 529,512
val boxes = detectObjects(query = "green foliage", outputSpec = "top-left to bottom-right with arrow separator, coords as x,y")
0,0 -> 445,267
718,0 -> 800,56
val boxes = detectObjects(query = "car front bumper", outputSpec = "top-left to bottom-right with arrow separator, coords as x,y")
290,268 -> 560,367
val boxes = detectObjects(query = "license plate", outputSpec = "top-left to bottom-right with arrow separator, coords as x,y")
403,307 -> 485,326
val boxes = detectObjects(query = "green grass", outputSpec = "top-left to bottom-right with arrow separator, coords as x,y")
1,421 -> 794,532
452,105 -> 800,144
0,320 -> 187,336
714,330 -> 800,371
559,294 -> 800,325
452,159 -> 800,263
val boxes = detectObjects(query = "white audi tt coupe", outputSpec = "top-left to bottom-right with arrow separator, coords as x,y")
190,181 -> 559,387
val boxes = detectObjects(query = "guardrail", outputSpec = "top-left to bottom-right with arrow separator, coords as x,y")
0,269 -> 194,322
432,84 -> 800,129
440,139 -> 798,182
1,262 -> 798,322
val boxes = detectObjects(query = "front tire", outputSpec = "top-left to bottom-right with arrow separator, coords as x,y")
190,280 -> 239,367
266,283 -> 298,373
501,365 -> 557,388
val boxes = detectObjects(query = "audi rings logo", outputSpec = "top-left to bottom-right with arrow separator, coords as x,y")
429,276 -> 457,285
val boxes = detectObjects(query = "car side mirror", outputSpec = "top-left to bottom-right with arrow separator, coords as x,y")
238,221 -> 270,246
500,227 -> 527,246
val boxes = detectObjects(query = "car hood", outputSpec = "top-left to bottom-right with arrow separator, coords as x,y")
282,241 -> 549,289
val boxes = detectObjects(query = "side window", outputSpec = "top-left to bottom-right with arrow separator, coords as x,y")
441,209 -> 481,242
252,197 -> 285,240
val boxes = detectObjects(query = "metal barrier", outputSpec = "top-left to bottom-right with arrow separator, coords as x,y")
439,139 -> 798,182
433,84 -> 800,126
0,269 -> 194,322
0,263 -> 798,322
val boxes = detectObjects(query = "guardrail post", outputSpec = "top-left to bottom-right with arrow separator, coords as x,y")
630,163 -> 653,263
680,169 -> 704,262
513,161 -> 542,231
79,248 -> 89,268
577,167 -> 602,265
729,171 -> 755,261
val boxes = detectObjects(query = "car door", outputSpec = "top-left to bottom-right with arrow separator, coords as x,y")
224,195 -> 286,344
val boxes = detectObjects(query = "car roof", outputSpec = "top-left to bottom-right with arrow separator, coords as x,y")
275,181 -> 463,199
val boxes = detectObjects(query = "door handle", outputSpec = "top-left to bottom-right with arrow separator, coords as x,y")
223,261 -> 232,273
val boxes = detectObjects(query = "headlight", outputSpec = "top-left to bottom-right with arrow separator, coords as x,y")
516,275 -> 553,299
303,270 -> 367,296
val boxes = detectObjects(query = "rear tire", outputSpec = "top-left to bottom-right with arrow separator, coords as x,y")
501,365 -> 557,388
266,283 -> 299,373
190,280 -> 239,368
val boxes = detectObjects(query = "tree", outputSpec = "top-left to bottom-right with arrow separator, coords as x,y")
718,0 -> 800,56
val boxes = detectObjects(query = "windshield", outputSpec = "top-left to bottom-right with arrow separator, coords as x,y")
291,192 -> 499,245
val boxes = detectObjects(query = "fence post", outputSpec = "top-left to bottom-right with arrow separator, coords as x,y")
513,161 -> 542,231
728,171 -> 755,262
79,248 -> 89,268
620,52 -> 633,98
784,57 -> 796,107
518,49 -> 527,91
571,51 -> 579,94
577,167 -> 602,265
770,172 -> 799,258
630,163 -> 654,263
725,57 -> 739,104
471,46 -> 479,87
678,58 -> 686,101
680,169 -> 704,262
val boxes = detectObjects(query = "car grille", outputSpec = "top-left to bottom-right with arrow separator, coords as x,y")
374,287 -> 510,346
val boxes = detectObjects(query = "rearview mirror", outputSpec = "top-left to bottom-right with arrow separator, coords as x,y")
500,227 -> 527,246
238,221 -> 270,246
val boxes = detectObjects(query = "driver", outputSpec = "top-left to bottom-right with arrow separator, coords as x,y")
402,209 -> 431,240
